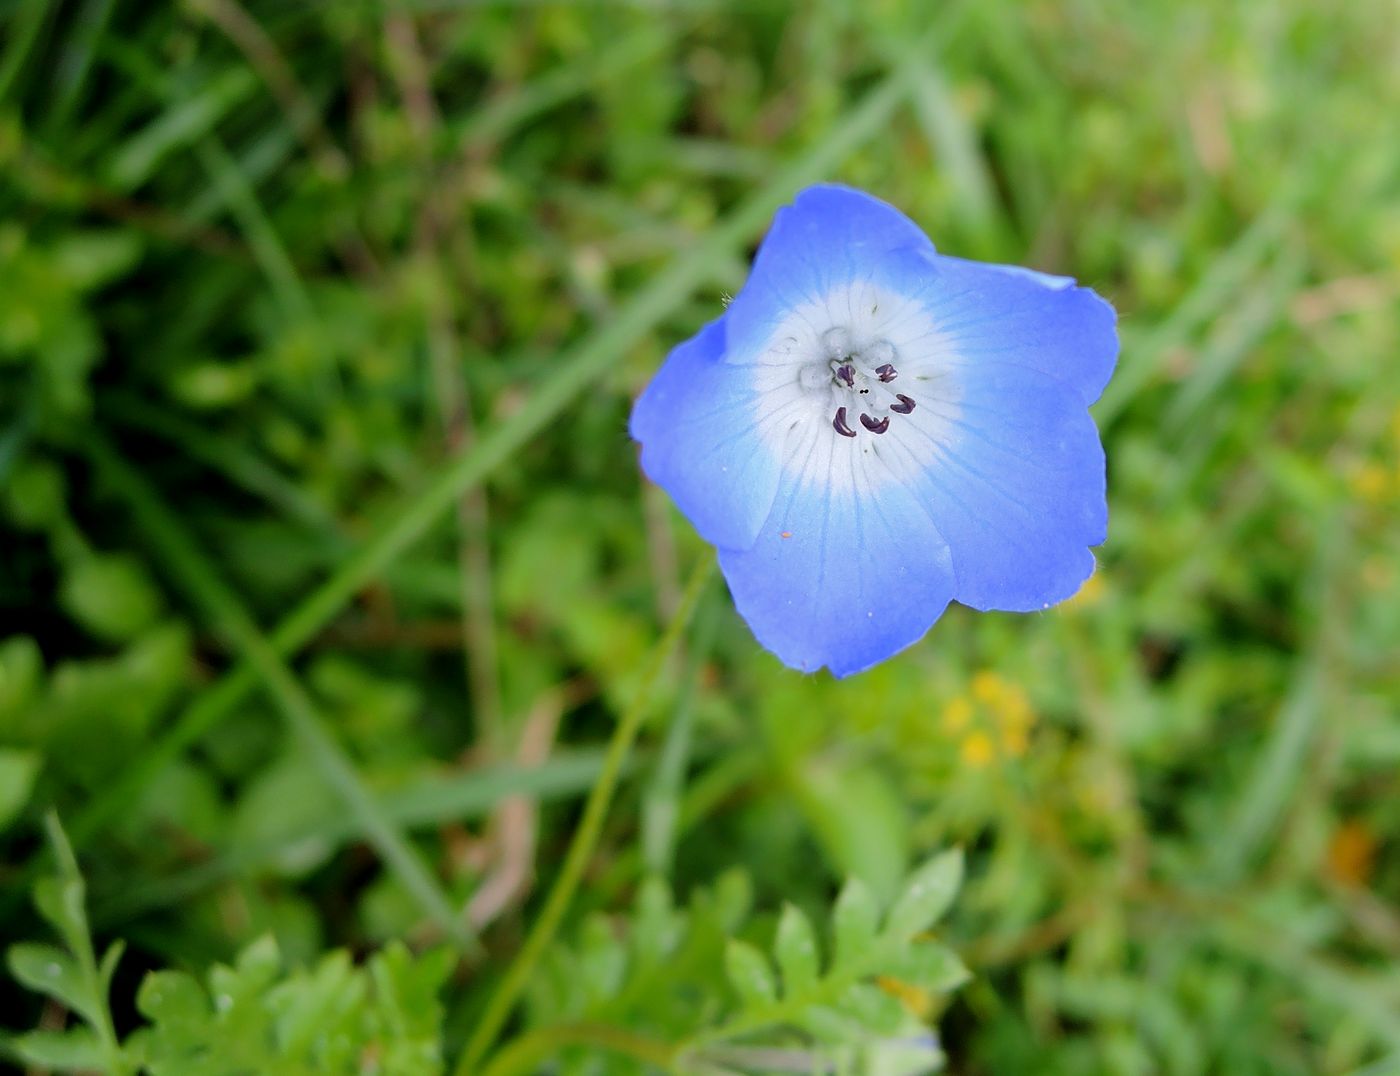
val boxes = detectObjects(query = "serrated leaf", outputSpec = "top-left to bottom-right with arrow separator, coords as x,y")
9,1027 -> 105,1068
884,849 -> 962,941
887,943 -> 971,993
774,903 -> 820,997
832,876 -> 880,969
7,943 -> 91,1016
368,941 -> 452,1052
268,951 -> 365,1066
725,939 -> 777,1007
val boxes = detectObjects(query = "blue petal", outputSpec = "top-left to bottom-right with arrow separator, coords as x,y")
902,364 -> 1106,612
896,249 -> 1119,405
723,185 -> 938,364
629,318 -> 782,550
717,479 -> 955,678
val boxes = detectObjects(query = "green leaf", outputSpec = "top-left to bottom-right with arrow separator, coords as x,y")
884,848 -> 963,941
0,635 -> 44,727
2,460 -> 67,533
831,876 -> 880,969
367,941 -> 452,1045
59,552 -> 163,644
631,875 -> 681,966
712,869 -> 753,933
99,941 -> 126,992
886,942 -> 971,993
774,903 -> 820,997
11,816 -> 127,1073
7,943 -> 90,1015
577,915 -> 627,1004
834,982 -> 906,1035
0,746 -> 41,832
208,933 -> 282,1005
725,939 -> 778,1007
8,1027 -> 105,1068
867,1030 -> 946,1074
797,1004 -> 863,1042
136,969 -> 209,1030
129,934 -> 459,1075
267,951 -> 365,1065
51,230 -> 142,291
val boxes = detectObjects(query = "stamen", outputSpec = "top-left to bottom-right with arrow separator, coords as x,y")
890,394 -> 916,415
833,407 -> 857,438
875,364 -> 898,383
835,364 -> 855,388
859,413 -> 890,435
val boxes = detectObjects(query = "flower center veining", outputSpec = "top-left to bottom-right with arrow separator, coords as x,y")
809,326 -> 917,440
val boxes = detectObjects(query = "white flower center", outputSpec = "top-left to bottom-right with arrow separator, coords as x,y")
748,281 -> 962,496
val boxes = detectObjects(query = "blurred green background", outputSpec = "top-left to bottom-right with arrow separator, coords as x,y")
2,0 -> 1399,1073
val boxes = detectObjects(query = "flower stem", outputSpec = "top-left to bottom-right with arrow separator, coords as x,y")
455,556 -> 714,1075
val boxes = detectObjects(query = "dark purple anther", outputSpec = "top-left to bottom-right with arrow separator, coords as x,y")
835,364 -> 855,388
833,407 -> 857,438
890,394 -> 916,415
859,413 -> 890,435
875,364 -> 898,383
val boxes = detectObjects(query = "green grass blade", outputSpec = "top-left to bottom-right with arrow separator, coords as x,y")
1208,520 -> 1344,881
45,0 -> 116,128
0,0 -> 52,104
193,134 -> 313,322
79,433 -> 479,955
905,56 -> 1007,254
1094,183 -> 1301,426
105,65 -> 256,190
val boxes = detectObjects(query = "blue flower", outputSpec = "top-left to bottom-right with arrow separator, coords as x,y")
630,184 -> 1117,677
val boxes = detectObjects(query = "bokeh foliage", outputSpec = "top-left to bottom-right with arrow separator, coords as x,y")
2,0 -> 1399,1073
